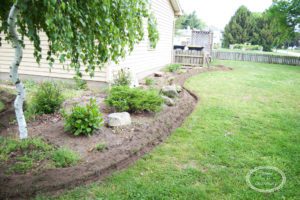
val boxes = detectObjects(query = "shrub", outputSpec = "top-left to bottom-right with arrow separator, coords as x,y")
51,148 -> 80,168
73,76 -> 88,90
145,78 -> 155,86
232,43 -> 263,51
63,99 -> 103,136
105,86 -> 163,113
113,68 -> 131,86
31,81 -> 64,114
165,64 -> 181,72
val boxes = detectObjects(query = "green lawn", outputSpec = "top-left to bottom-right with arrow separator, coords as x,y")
38,60 -> 300,200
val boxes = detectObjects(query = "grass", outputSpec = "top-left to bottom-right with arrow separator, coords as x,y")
38,60 -> 300,199
0,137 -> 80,174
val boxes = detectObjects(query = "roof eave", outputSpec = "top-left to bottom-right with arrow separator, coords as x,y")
170,0 -> 183,16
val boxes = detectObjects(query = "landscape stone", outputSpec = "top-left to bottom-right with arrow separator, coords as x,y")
161,95 -> 175,106
161,85 -> 179,98
108,112 -> 131,127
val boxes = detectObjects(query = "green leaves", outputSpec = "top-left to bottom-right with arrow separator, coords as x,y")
0,0 -> 159,76
64,98 -> 104,136
175,11 -> 206,30
105,86 -> 164,113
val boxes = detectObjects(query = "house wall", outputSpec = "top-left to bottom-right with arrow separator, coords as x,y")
0,0 -> 175,83
109,0 -> 175,80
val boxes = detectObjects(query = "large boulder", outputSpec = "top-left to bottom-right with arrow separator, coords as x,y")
161,95 -> 175,106
108,112 -> 131,127
161,85 -> 179,98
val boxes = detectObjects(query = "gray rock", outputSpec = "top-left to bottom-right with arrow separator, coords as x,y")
161,95 -> 175,106
161,85 -> 178,98
154,72 -> 164,77
108,112 -> 131,127
176,85 -> 183,93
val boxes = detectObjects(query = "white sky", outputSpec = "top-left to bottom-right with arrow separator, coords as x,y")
179,0 -> 273,30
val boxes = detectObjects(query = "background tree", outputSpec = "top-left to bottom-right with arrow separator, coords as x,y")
0,0 -> 159,139
175,11 -> 206,30
223,6 -> 255,48
267,0 -> 300,48
250,13 -> 275,51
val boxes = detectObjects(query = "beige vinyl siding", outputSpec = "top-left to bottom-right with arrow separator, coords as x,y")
0,0 -> 175,83
0,33 -> 107,82
109,0 -> 175,79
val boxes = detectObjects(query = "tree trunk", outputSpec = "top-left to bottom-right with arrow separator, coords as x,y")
8,2 -> 28,139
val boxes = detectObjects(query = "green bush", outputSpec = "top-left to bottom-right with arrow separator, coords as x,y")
105,86 -> 163,113
63,99 -> 103,136
51,148 -> 80,168
145,78 -> 155,86
31,81 -> 64,114
113,68 -> 131,86
232,43 -> 263,51
165,64 -> 181,72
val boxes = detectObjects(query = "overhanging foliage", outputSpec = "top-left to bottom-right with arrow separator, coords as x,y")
0,0 -> 159,76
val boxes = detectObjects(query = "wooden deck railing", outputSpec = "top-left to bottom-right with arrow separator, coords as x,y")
173,50 -> 209,67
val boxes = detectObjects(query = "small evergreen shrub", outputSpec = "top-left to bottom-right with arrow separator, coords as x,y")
145,78 -> 155,86
113,68 -> 131,86
105,86 -> 163,113
32,81 -> 64,114
51,148 -> 80,168
73,76 -> 88,90
165,64 -> 181,72
63,99 -> 103,136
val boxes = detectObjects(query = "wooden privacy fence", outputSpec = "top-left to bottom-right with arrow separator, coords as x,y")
212,51 -> 300,66
173,50 -> 209,67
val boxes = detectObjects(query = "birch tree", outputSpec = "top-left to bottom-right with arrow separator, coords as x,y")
0,0 -> 159,139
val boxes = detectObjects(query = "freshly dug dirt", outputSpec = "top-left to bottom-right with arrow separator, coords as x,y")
0,66 -> 231,199
0,89 -> 15,131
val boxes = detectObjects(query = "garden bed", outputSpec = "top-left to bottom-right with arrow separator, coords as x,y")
0,88 -> 15,130
0,66 -> 231,199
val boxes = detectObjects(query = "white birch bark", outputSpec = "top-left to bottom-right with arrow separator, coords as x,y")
8,2 -> 28,139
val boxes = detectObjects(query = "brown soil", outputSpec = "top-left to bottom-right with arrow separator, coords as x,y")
0,89 -> 15,131
0,66 -> 231,199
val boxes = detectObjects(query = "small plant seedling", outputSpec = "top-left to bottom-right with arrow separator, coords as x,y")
165,64 -> 182,72
73,75 -> 88,90
95,143 -> 107,152
145,78 -> 155,86
51,148 -> 80,168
